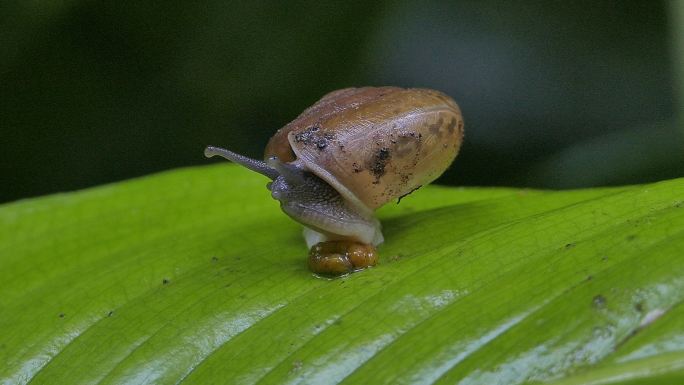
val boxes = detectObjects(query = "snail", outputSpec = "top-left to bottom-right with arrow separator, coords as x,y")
205,86 -> 463,275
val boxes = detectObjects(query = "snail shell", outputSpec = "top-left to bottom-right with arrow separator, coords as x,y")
265,87 -> 464,215
205,86 -> 463,256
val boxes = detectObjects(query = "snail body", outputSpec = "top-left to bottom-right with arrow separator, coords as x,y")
205,86 -> 463,275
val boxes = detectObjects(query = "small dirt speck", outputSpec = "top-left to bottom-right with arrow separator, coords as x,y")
635,302 -> 644,313
162,278 -> 170,285
593,294 -> 607,309
58,313 -> 65,318
368,147 -> 391,180
293,125 -> 331,151
291,360 -> 303,373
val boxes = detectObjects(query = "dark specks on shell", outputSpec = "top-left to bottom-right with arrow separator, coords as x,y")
293,125 -> 318,144
445,117 -> 457,134
368,147 -> 391,182
294,125 -> 334,151
429,116 -> 444,136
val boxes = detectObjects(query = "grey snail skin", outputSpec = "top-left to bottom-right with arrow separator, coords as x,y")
205,86 -> 464,276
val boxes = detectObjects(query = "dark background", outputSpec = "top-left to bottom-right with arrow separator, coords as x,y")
2,0 -> 683,204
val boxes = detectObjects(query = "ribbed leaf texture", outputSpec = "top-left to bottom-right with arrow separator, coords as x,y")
1,165 -> 683,384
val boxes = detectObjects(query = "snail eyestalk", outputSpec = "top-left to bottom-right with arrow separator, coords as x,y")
266,157 -> 306,184
205,145 -> 279,180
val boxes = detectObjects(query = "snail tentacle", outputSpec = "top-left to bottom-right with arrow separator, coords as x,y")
205,145 -> 279,180
266,157 -> 306,184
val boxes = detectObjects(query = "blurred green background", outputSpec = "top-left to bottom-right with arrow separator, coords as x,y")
2,0 -> 683,204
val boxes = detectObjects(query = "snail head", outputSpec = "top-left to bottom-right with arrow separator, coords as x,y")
204,145 -> 381,246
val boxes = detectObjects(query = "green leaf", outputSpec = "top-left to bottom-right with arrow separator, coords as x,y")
1,164 -> 683,385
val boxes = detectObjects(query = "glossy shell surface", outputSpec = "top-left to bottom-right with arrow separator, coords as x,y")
264,87 -> 464,211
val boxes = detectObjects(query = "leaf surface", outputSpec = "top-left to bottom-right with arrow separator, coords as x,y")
1,165 -> 683,384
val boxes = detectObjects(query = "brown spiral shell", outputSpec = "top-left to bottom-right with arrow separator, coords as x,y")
264,87 -> 464,211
